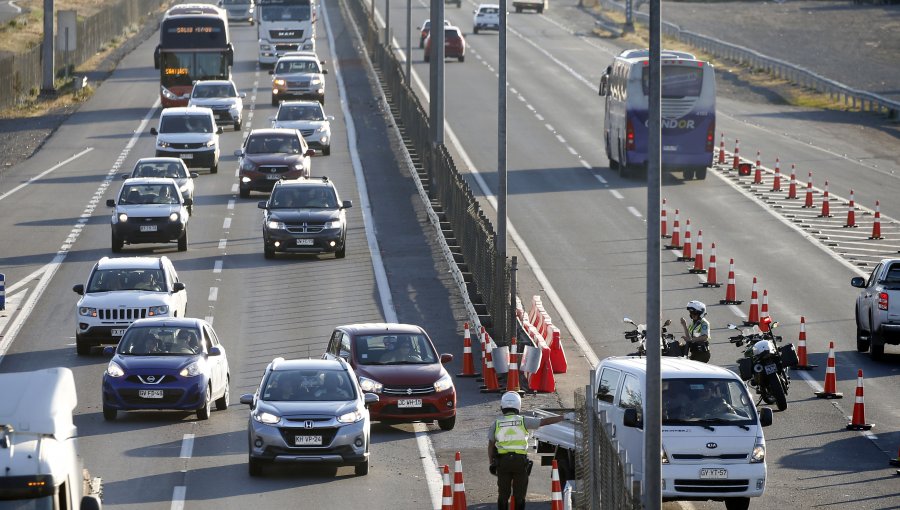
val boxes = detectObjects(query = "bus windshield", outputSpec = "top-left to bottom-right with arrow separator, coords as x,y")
160,52 -> 230,87
642,65 -> 704,98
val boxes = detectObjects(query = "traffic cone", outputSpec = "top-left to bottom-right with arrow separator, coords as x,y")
758,290 -> 770,331
441,465 -> 453,510
452,452 -> 467,510
457,322 -> 480,377
479,339 -> 501,393
794,316 -> 817,370
478,328 -> 488,382
550,459 -> 563,510
787,165 -> 798,199
549,326 -> 568,374
506,337 -> 524,394
814,341 -> 844,399
702,243 -> 720,287
661,198 -> 670,238
744,277 -> 759,325
666,209 -> 682,249
802,172 -> 814,208
717,133 -> 725,165
732,139 -> 740,170
720,259 -> 743,304
528,343 -> 556,393
690,230 -> 706,274
678,219 -> 694,261
870,200 -> 883,240
771,159 -> 781,192
846,369 -> 874,431
819,180 -> 832,217
845,189 -> 857,228
752,152 -> 762,184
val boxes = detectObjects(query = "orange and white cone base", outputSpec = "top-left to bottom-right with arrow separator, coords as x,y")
846,369 -> 873,431
550,459 -> 563,510
452,452 -> 468,510
689,230 -> 706,274
678,219 -> 694,261
814,341 -> 844,399
505,337 -> 525,395
441,465 -> 453,510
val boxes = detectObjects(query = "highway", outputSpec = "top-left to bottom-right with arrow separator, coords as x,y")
0,0 -> 899,508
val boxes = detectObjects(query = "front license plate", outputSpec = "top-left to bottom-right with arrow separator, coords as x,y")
111,328 -> 127,337
398,399 -> 422,408
295,435 -> 322,446
138,390 -> 164,399
140,225 -> 158,232
267,174 -> 281,180
699,468 -> 727,479
179,153 -> 193,160
764,363 -> 777,375
296,238 -> 314,246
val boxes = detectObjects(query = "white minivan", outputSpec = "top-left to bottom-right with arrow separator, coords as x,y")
597,357 -> 772,510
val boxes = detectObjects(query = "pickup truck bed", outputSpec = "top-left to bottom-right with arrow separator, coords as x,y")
527,408 -> 577,486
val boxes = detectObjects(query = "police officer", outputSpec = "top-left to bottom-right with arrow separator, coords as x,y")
680,300 -> 711,363
488,391 -> 564,510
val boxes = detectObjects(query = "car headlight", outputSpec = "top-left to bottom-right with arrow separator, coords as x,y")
302,41 -> 313,50
158,140 -> 172,148
260,43 -> 271,51
78,307 -> 97,317
323,219 -> 342,229
169,212 -> 180,222
337,409 -> 364,423
161,87 -> 179,100
179,361 -> 203,377
310,77 -> 322,86
292,163 -> 306,172
205,140 -> 217,148
274,79 -> 286,86
358,377 -> 382,394
106,361 -> 125,378
316,124 -> 328,133
266,220 -> 286,230
750,442 -> 765,463
117,213 -> 128,223
253,411 -> 280,424
433,373 -> 454,392
147,305 -> 169,316
241,160 -> 256,172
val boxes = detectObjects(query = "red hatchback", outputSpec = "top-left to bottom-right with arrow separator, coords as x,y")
424,26 -> 466,63
323,323 -> 457,430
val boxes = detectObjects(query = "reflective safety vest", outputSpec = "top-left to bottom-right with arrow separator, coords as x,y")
494,414 -> 529,455
689,318 -> 710,340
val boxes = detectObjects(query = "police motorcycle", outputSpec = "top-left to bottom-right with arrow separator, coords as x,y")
727,317 -> 799,411
623,317 -> 684,358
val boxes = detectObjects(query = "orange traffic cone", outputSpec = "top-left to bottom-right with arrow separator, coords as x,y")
689,230 -> 706,274
549,326 -> 568,374
847,369 -> 874,430
441,465 -> 453,510
795,316 -> 817,370
667,209 -> 682,249
752,152 -> 762,184
506,337 -> 523,394
550,459 -> 563,510
661,198 -> 669,238
717,133 -> 725,165
732,139 -> 740,170
528,343 -> 556,393
702,243 -> 720,287
452,452 -> 467,510
802,172 -> 814,208
480,339 -> 501,393
678,219 -> 694,261
457,322 -> 480,377
787,165 -> 798,199
870,200 -> 884,240
771,158 -> 781,192
745,277 -> 760,325
845,189 -> 857,228
819,180 -> 832,217
478,327 -> 488,382
814,341 -> 843,399
720,259 -> 743,305
759,290 -> 770,326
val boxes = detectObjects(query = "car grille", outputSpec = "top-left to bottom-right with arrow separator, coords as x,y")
299,129 -> 315,137
119,388 -> 185,405
279,427 -> 339,447
673,479 -> 749,493
284,222 -> 325,234
287,80 -> 310,88
275,43 -> 301,52
126,375 -> 174,385
98,308 -> 152,321
671,454 -> 748,460
270,29 -> 303,39
168,142 -> 206,150
382,385 -> 435,396
209,105 -> 230,111
257,165 -> 290,174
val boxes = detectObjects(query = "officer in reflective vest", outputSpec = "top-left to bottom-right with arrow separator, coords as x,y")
488,391 -> 564,510
680,300 -> 711,363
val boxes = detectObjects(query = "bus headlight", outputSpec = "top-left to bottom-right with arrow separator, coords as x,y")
161,87 -> 179,100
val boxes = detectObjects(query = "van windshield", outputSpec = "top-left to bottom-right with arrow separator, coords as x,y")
662,378 -> 755,426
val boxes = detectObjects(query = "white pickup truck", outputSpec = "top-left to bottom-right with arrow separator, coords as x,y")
851,258 -> 900,359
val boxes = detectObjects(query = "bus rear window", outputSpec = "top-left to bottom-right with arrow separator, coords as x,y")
642,65 -> 703,98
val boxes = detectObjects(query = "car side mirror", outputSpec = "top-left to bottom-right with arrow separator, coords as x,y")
190,172 -> 199,178
322,69 -> 328,74
216,126 -> 224,134
364,393 -> 379,406
183,198 -> 193,206
150,127 -> 158,135
234,149 -> 244,157
106,199 -> 116,207
80,495 -> 102,510
268,116 -> 275,122
306,149 -> 316,157
327,115 -> 334,121
850,277 -> 866,288
339,352 -> 350,361
623,408 -> 642,429
240,92 -> 247,98
121,173 -> 129,180
209,346 -> 222,356
268,70 -> 274,75
257,201 -> 268,209
73,284 -> 84,295
173,282 -> 186,292
341,200 -> 353,209
758,407 -> 773,427
239,394 -> 254,406
440,353 -> 453,364
102,346 -> 115,356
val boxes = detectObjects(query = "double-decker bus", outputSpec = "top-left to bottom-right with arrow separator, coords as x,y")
257,0 -> 316,65
600,49 -> 716,180
154,4 -> 234,107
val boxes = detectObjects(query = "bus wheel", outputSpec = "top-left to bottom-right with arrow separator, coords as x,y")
683,168 -> 695,180
618,145 -> 629,178
605,134 -> 617,169
696,167 -> 707,180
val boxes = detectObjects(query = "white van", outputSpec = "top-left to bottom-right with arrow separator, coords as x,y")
597,357 -> 771,510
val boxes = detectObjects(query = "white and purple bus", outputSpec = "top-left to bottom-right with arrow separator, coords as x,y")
600,49 -> 716,180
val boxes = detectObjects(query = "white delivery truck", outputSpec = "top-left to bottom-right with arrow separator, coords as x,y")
532,357 -> 772,510
0,367 -> 102,509
257,0 -> 317,65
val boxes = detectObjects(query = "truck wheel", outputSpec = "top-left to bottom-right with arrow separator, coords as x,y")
696,167 -> 707,180
264,243 -> 275,259
323,146 -> 331,156
111,233 -> 123,253
474,26 -> 479,34
537,5 -> 544,12
210,163 -> 218,174
240,187 -> 250,199
355,458 -> 369,476
103,405 -> 117,421
724,497 -> 750,510
555,450 -> 575,488
683,168 -> 695,180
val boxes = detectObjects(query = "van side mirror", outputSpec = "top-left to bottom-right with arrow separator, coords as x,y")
364,393 -> 379,406
150,127 -> 158,136
103,346 -> 116,356
342,200 -> 353,209
322,69 -> 328,74
758,407 -> 773,427
623,408 -> 642,429
216,126 -> 224,134
258,201 -> 268,209
240,394 -> 255,406
190,172 -> 199,178
173,282 -> 186,292
73,284 -> 85,295
106,199 -> 116,207
209,346 -> 222,356
850,276 -> 866,288
183,198 -> 193,207
240,92 -> 247,98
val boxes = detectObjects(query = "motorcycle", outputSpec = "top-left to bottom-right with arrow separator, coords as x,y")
623,318 -> 684,358
727,317 -> 799,411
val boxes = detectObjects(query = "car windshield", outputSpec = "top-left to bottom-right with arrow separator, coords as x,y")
662,378 -> 756,426
354,333 -> 438,365
159,115 -> 213,134
133,162 -> 188,179
480,7 -> 499,14
118,326 -> 204,355
245,134 -> 301,154
269,186 -> 337,209
277,105 -> 324,121
275,60 -> 319,74
193,84 -> 236,98
87,268 -> 167,292
262,369 -> 356,401
119,183 -> 181,205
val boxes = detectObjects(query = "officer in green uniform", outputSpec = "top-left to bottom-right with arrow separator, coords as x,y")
680,300 -> 711,363
488,391 -> 564,510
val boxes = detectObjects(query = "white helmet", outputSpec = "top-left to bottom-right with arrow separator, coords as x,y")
686,300 -> 707,317
500,391 -> 522,412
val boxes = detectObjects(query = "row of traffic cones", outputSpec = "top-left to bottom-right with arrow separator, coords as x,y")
439,452 -> 565,509
812,341 -> 873,431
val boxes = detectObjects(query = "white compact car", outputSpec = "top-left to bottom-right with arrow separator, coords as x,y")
72,256 -> 188,355
188,80 -> 246,130
473,4 -> 500,33
271,100 -> 334,155
151,107 -> 223,173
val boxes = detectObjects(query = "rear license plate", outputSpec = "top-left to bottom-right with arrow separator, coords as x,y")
296,238 -> 314,246
138,390 -> 164,399
398,399 -> 422,408
111,329 -> 126,337
179,153 -> 193,159
699,468 -> 727,479
140,225 -> 158,232
295,435 -> 322,446
267,174 -> 281,180
764,363 -> 777,375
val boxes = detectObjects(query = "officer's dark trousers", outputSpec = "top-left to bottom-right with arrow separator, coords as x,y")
497,453 -> 528,510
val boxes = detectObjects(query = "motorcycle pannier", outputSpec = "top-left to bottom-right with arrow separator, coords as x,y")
737,357 -> 753,381
779,343 -> 799,368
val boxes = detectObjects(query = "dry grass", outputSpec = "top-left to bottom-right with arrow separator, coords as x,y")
0,0 -> 112,54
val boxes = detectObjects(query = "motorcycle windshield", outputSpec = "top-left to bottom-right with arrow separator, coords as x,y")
662,378 -> 756,426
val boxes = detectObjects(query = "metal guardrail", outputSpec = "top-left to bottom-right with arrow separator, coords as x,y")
599,0 -> 900,119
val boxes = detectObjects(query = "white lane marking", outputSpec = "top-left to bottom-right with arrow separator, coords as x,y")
213,260 -> 223,273
179,434 -> 194,459
535,113 -> 544,121
222,217 -> 231,229
0,148 -> 94,202
609,189 -> 624,200
205,316 -> 214,325
170,486 -> 186,510
593,174 -> 607,185
567,146 -> 578,156
217,239 -> 227,250
555,134 -> 566,144
231,183 -> 239,193
208,287 -> 218,302
627,206 -> 641,218
581,160 -> 594,171
227,199 -> 235,210
233,168 -> 239,177
545,123 -> 554,132
728,304 -> 745,318
6,1 -> 22,13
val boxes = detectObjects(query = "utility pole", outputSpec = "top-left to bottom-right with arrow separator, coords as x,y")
496,0 -> 508,345
428,0 -> 444,145
41,0 -> 55,95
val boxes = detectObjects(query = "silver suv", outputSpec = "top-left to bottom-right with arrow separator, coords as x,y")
240,358 -> 377,476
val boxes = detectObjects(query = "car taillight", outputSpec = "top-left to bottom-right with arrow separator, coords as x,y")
879,292 -> 889,311
705,122 -> 715,152
626,118 -> 635,151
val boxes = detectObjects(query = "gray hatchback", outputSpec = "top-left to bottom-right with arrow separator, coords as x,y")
241,358 -> 378,476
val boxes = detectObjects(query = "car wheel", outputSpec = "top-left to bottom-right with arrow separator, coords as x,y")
210,163 -> 218,174
234,120 -> 242,130
103,405 -> 117,421
249,456 -> 264,477
76,337 -> 91,356
178,230 -> 188,252
419,37 -> 424,49
696,167 -> 707,180
458,55 -> 465,62
239,187 -> 250,199
187,204 -> 193,215
323,146 -> 331,156
871,338 -> 885,360
724,497 -> 750,510
215,376 -> 230,410
515,6 -> 522,12
197,385 -> 212,421
271,96 -> 278,107
618,144 -> 629,178
537,5 -> 544,12
319,95 -> 325,105
264,243 -> 275,259
437,415 -> 456,431
474,26 -> 479,34
354,458 -> 369,476
111,233 -> 123,253
424,53 -> 430,62
335,241 -> 346,259
856,309 -> 870,352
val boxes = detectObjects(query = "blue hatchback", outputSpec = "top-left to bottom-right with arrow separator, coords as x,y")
102,317 -> 230,421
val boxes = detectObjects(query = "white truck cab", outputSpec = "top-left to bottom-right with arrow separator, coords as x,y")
0,368 -> 102,510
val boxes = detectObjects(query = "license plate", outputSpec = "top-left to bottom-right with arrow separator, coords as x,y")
764,363 -> 777,375
111,328 -> 126,336
140,225 -> 158,232
138,390 -> 164,399
398,399 -> 422,408
294,435 -> 322,446
699,468 -> 727,479
296,238 -> 314,246
267,174 -> 281,180
179,153 -> 193,160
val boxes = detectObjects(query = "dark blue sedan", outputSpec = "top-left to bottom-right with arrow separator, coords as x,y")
102,317 -> 230,421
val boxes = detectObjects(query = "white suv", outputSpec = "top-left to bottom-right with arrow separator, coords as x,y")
150,107 -> 223,174
72,256 -> 188,355
473,4 -> 500,33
